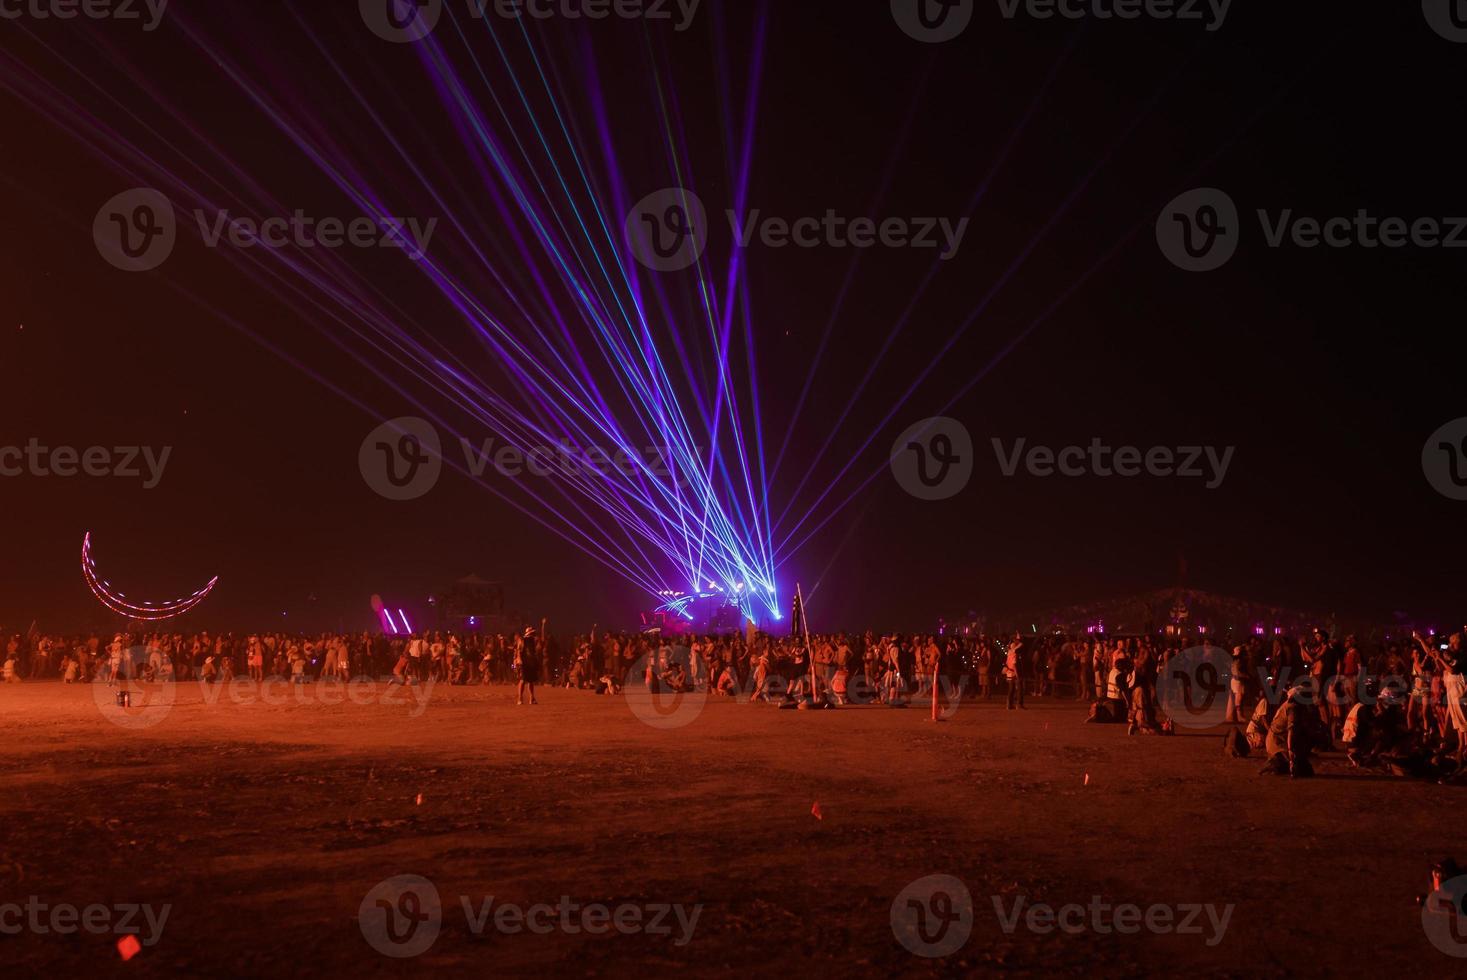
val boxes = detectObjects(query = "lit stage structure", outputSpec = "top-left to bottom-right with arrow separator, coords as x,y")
643,585 -> 755,636
431,574 -> 508,632
371,576 -> 510,635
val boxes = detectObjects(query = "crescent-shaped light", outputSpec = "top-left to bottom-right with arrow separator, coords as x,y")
81,532 -> 219,621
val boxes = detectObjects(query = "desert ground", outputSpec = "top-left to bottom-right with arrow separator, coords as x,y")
1,677 -> 1464,978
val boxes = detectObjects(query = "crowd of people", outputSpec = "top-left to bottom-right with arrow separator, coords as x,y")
4,622 -> 1465,778
0,628 -> 560,698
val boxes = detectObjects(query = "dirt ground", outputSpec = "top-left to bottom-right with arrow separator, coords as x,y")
0,677 -> 1463,978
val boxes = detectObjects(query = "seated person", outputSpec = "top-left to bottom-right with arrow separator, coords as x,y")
1245,697 -> 1271,751
659,660 -> 689,693
1263,685 -> 1328,777
713,664 -> 738,697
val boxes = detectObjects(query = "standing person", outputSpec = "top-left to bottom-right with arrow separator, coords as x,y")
1226,645 -> 1250,723
30,635 -> 52,679
975,638 -> 993,700
1301,628 -> 1343,737
247,635 -> 264,682
864,639 -> 884,699
1076,639 -> 1093,701
515,627 -> 540,705
1005,632 -> 1026,710
1409,640 -> 1435,736
1340,635 -> 1362,717
1415,630 -> 1467,769
407,634 -> 426,685
106,634 -> 125,686
834,637 -> 853,704
921,636 -> 941,699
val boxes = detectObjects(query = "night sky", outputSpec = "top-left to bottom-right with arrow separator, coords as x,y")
1,1 -> 1463,634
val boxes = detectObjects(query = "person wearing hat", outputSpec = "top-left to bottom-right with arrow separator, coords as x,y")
515,627 -> 540,705
106,634 -> 125,686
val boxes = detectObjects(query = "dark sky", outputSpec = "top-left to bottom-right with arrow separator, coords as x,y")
1,1 -> 1463,634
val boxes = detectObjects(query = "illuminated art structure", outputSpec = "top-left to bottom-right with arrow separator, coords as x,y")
644,585 -> 751,635
81,532 -> 219,621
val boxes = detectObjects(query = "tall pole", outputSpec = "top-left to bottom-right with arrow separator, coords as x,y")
797,583 -> 817,703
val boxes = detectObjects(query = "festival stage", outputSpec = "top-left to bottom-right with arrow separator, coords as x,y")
0,681 -> 1454,976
